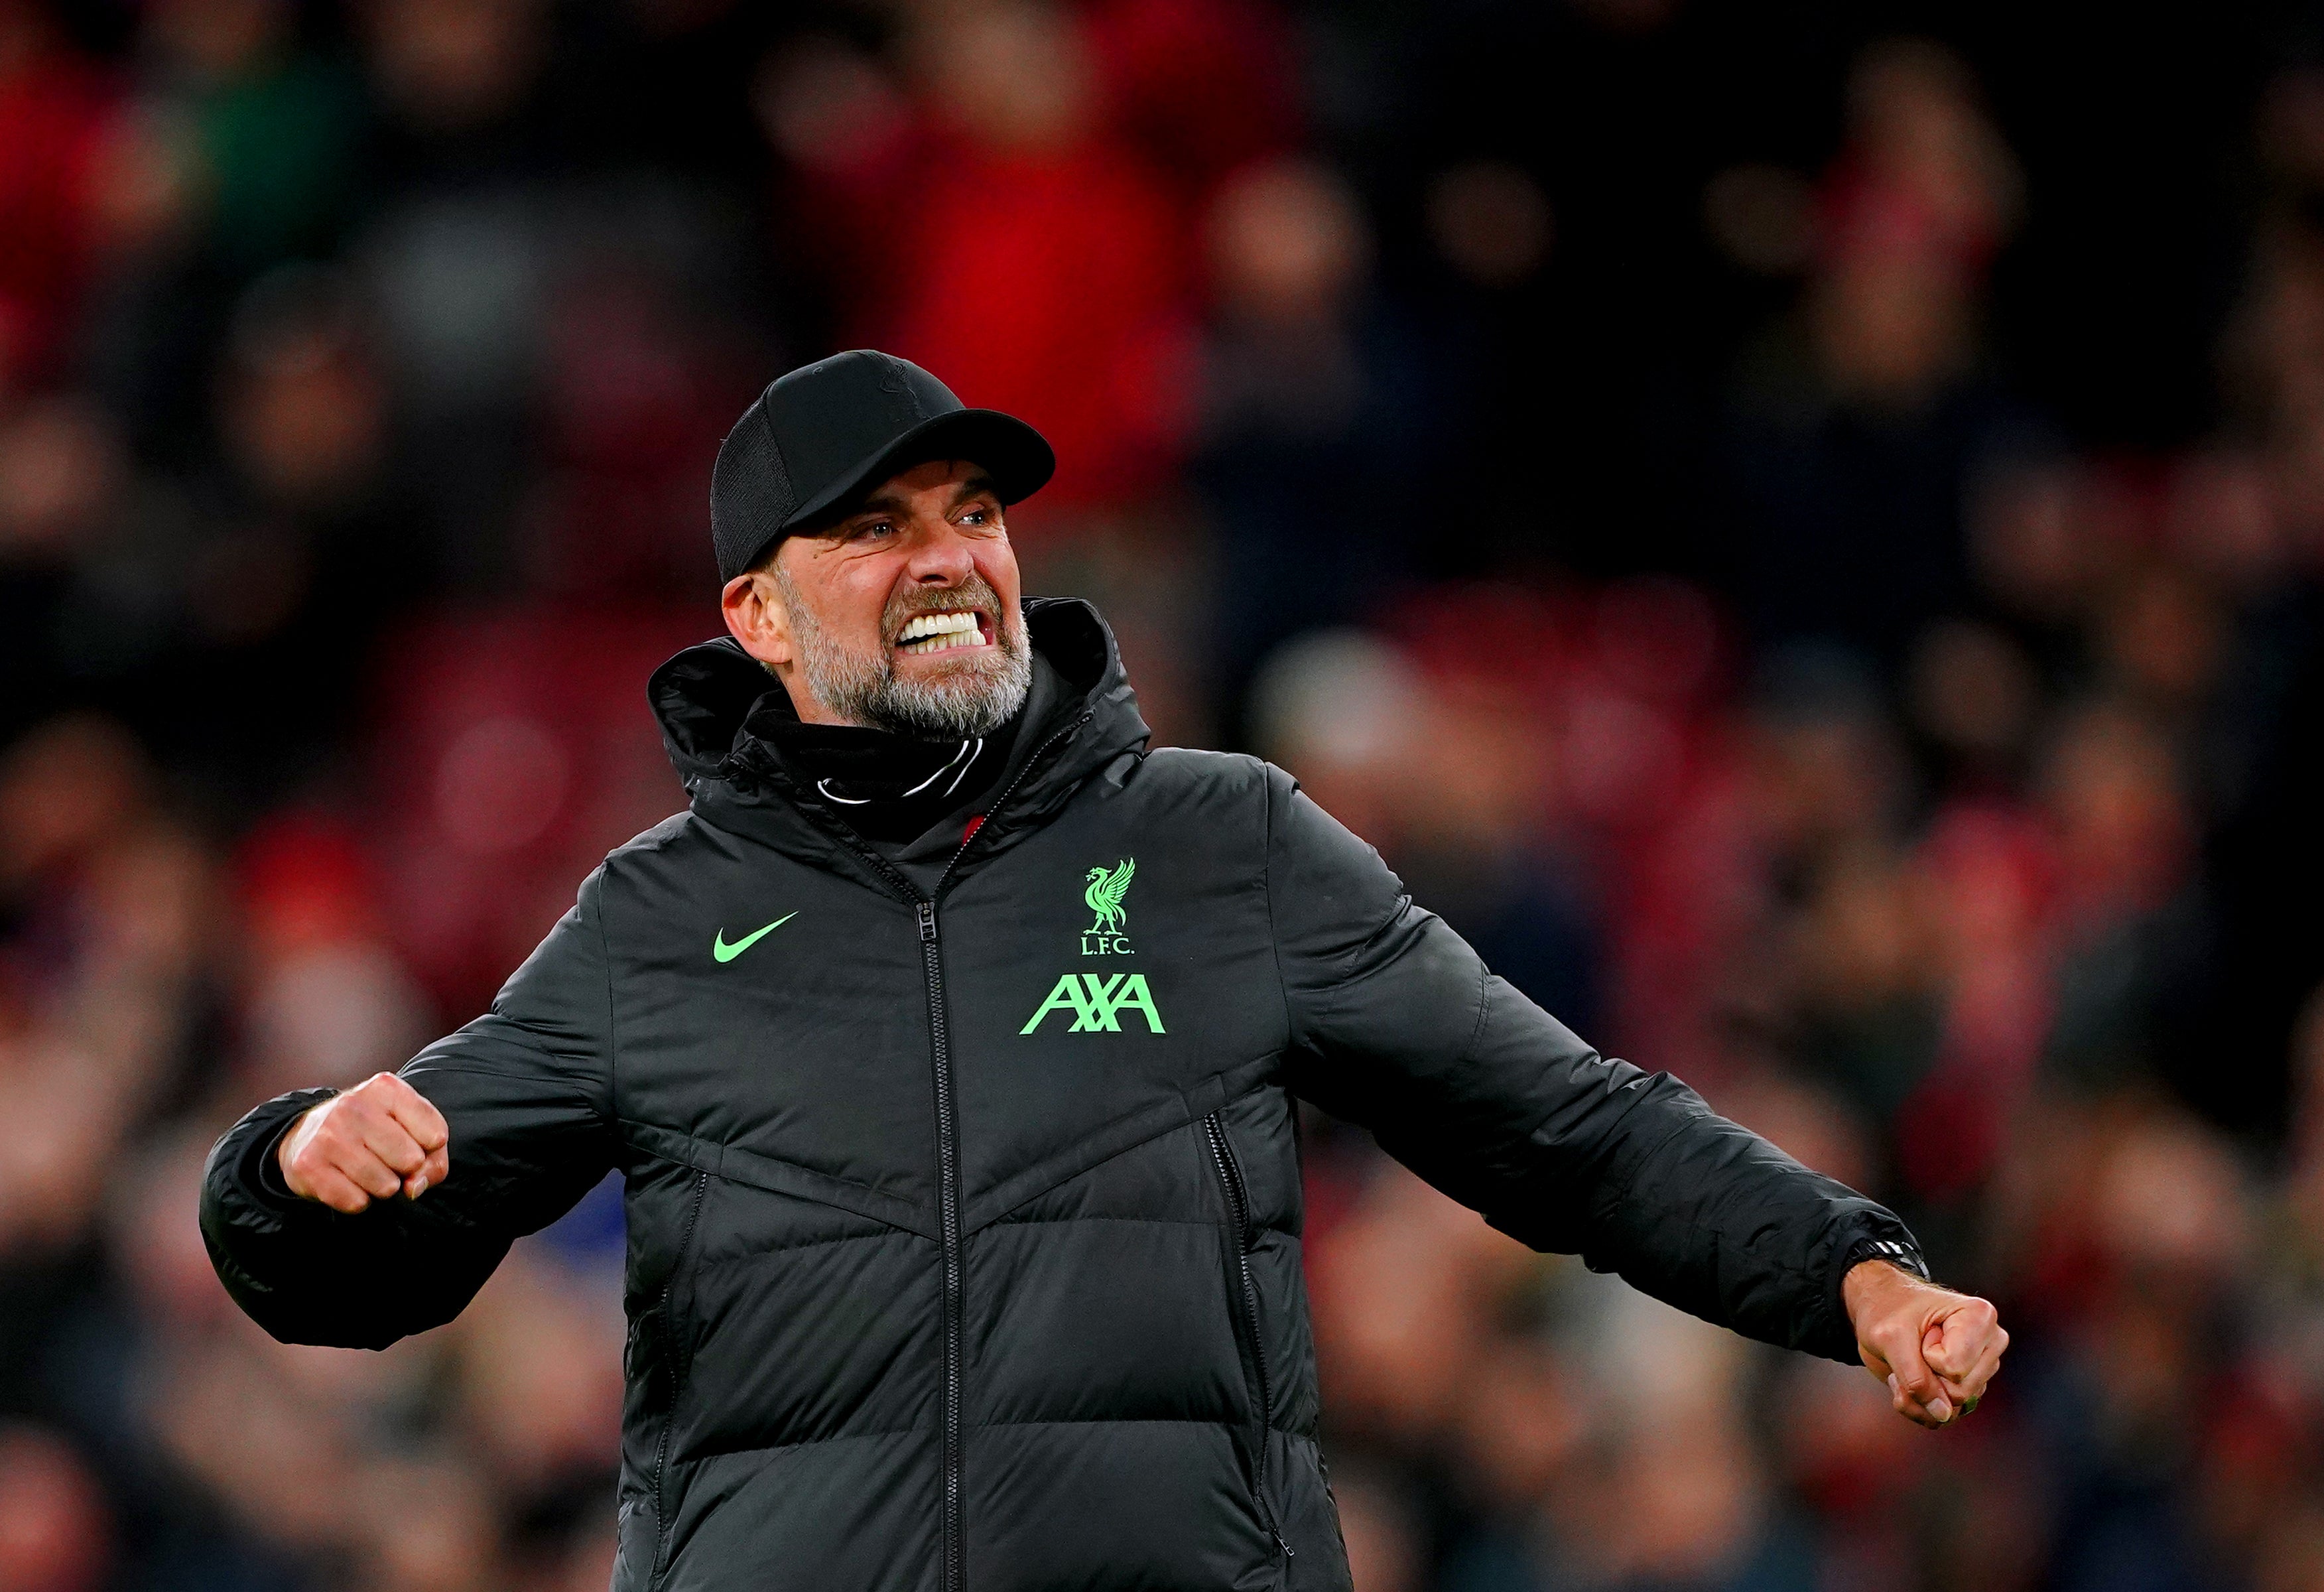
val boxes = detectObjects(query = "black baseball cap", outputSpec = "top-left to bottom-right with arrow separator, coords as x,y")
710,350 -> 1056,582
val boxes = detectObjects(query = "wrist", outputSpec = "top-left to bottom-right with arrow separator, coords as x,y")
1843,1255 -> 1927,1325
1840,1234 -> 1931,1331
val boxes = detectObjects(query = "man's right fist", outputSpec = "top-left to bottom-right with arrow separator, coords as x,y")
279,1071 -> 451,1213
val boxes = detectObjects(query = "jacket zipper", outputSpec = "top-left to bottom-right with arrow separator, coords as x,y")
651,1169 -> 711,1575
917,897 -> 964,1592
1202,1112 -> 1292,1559
802,710 -> 1091,1592
922,710 -> 1090,1592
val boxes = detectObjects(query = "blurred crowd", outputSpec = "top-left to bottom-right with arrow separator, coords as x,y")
5,1 -> 2324,1590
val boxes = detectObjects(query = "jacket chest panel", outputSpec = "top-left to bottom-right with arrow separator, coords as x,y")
936,786 -> 1283,1209
611,854 -> 942,1211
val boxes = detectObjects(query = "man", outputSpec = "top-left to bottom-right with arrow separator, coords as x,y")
203,350 -> 2006,1592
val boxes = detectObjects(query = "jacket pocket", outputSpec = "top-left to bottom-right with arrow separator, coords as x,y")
1202,1112 -> 1291,1561
650,1170 -> 712,1579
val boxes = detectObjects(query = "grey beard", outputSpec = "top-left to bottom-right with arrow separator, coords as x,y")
775,569 -> 1033,740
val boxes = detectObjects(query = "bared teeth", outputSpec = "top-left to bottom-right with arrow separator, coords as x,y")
897,611 -> 984,652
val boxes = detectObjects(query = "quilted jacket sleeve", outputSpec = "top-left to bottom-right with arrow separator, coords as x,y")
200,872 -> 620,1349
1263,765 -> 1915,1364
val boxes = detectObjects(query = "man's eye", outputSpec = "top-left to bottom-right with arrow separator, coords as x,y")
852,520 -> 895,541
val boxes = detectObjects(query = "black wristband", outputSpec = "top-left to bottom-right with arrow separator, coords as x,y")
1841,1234 -> 1929,1281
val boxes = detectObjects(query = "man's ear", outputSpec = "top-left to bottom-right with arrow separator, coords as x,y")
720,566 -> 794,669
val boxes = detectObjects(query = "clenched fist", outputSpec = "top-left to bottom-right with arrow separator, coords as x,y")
1844,1259 -> 2009,1429
278,1071 -> 450,1214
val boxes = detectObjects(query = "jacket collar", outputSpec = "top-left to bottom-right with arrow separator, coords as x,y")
647,597 -> 1150,885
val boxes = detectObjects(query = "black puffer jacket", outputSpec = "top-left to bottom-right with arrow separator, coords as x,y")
202,598 -> 1915,1592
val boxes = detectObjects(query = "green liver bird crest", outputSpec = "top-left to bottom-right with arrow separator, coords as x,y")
1084,859 -> 1135,935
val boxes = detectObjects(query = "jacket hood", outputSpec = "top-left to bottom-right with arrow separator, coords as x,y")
646,597 -> 1149,870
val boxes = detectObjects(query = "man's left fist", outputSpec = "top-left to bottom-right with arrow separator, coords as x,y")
1844,1259 -> 2008,1429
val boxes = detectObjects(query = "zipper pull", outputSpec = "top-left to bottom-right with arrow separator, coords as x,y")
917,900 -> 938,943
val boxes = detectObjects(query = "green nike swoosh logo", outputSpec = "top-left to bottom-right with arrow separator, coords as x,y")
712,913 -> 797,962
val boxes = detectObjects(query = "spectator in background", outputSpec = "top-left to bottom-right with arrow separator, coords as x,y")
230,815 -> 427,1105
2203,100 -> 2324,1140
156,267 -> 405,793
2036,700 -> 2205,1096
135,0 -> 360,275
1720,39 -> 2045,664
1084,0 -> 1296,200
0,0 -> 121,395
1196,157 -> 1448,716
763,1 -> 1198,510
0,395 -> 153,743
515,263 -> 759,602
355,0 -> 562,183
347,0 -> 572,593
0,1423 -> 111,1592
76,0 -> 363,462
0,717 -> 221,1437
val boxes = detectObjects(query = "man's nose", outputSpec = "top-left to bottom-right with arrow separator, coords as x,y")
905,523 -> 976,583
